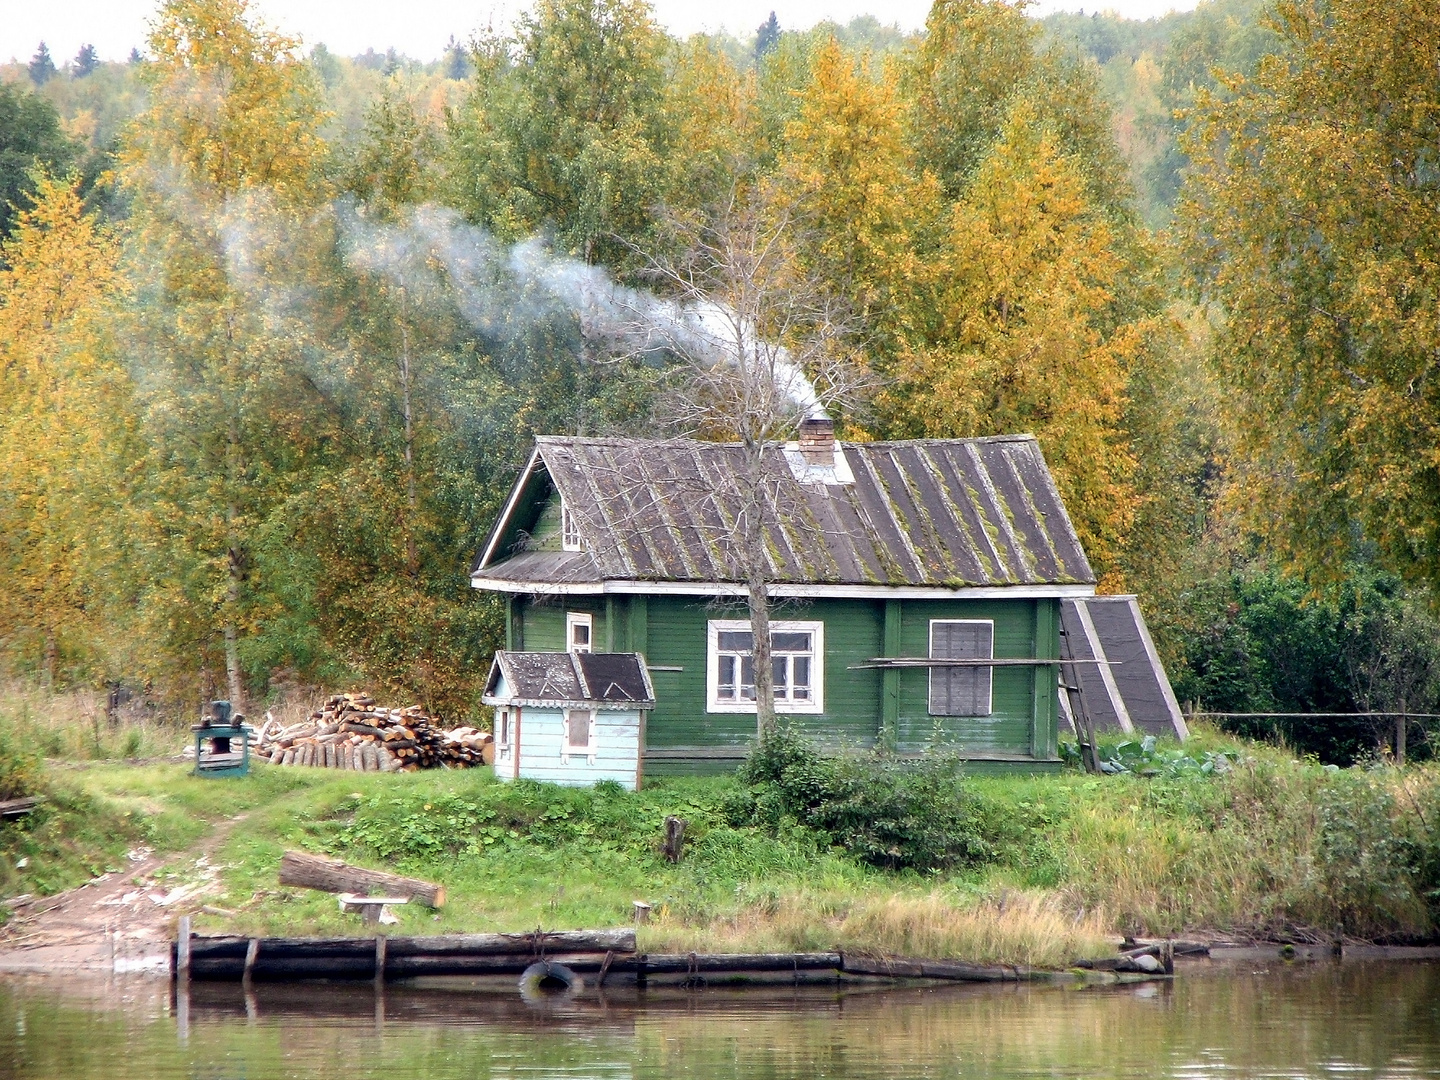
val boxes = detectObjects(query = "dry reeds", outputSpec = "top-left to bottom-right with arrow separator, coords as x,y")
646,887 -> 1113,969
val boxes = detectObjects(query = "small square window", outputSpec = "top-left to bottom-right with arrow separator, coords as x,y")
567,612 -> 592,653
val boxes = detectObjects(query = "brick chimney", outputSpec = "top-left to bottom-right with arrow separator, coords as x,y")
798,416 -> 835,465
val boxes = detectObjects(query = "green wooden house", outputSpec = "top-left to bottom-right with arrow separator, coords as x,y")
471,419 -> 1098,774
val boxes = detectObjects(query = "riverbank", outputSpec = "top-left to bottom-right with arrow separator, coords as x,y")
2,708 -> 1439,969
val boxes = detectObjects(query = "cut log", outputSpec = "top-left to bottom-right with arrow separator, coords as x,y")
0,797 -> 40,818
277,851 -> 445,908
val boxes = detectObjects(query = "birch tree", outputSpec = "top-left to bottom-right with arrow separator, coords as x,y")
121,0 -> 330,709
631,193 -> 862,733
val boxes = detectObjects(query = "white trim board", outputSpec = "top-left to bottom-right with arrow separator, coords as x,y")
477,447 -> 543,571
470,576 -> 1098,601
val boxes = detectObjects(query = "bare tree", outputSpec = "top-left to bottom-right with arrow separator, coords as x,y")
607,191 -> 869,734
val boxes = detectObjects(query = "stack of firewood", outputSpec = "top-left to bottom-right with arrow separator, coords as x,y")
253,694 -> 492,772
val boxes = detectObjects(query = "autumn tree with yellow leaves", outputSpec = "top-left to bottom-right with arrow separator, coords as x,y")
1180,0 -> 1440,594
0,177 -> 131,685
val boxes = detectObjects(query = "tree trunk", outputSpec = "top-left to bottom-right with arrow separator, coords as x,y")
41,630 -> 57,691
225,500 -> 245,714
399,290 -> 419,581
277,851 -> 446,908
741,439 -> 777,735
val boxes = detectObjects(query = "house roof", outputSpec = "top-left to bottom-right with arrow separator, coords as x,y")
474,435 -> 1095,593
483,651 -> 656,710
1059,596 -> 1188,740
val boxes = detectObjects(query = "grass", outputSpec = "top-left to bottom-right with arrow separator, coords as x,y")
4,685 -> 1440,964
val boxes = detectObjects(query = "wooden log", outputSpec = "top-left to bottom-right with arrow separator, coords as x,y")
840,954 -> 1028,982
384,929 -> 635,956
341,722 -> 385,738
663,816 -> 687,863
632,952 -> 840,974
277,851 -> 446,908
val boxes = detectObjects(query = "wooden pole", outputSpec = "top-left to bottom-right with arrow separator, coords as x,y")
242,938 -> 259,990
1397,713 -> 1407,766
374,935 -> 387,987
176,915 -> 191,984
662,816 -> 687,863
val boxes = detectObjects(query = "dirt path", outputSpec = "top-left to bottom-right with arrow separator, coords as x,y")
0,813 -> 248,975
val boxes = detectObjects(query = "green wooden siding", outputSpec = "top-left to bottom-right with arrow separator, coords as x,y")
518,597 -> 607,652
516,592 -> 1059,772
892,598 -> 1047,756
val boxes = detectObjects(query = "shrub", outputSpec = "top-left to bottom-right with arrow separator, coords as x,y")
729,725 -> 992,872
0,719 -> 42,800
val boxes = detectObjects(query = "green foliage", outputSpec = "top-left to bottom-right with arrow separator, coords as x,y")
0,83 -> 77,241
0,721 -> 43,801
1313,769 -> 1419,934
445,0 -> 675,265
1170,563 -> 1440,763
1060,733 -> 1242,778
728,726 -> 992,871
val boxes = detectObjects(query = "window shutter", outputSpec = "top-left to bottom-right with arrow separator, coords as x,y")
929,621 -> 994,716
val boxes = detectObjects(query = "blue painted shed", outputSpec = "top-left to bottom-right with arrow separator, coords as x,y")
482,651 -> 655,789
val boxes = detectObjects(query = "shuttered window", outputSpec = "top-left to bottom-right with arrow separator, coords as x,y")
928,620 -> 994,716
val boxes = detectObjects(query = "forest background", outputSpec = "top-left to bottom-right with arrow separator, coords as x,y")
2,0 -> 1437,766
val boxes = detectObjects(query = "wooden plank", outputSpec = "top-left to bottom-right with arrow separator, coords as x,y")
0,796 -> 40,817
278,852 -> 445,908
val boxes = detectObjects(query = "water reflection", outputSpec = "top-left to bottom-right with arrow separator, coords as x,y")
1,962 -> 1436,1080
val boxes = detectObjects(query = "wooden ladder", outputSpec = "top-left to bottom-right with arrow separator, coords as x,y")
1059,625 -> 1102,774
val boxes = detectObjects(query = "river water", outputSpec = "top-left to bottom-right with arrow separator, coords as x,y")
2,962 -> 1437,1079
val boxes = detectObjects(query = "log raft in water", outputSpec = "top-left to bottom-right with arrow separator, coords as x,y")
174,936 -> 1104,985
277,851 -> 445,909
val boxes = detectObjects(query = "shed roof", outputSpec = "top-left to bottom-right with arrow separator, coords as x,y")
475,435 -> 1094,592
483,651 -> 656,710
1059,596 -> 1188,740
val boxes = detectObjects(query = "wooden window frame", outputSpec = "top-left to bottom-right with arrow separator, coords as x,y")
560,497 -> 582,552
496,708 -> 512,762
706,619 -> 824,715
928,619 -> 994,717
562,707 -> 597,764
566,611 -> 593,653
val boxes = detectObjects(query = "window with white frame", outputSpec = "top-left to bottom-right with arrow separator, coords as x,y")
560,497 -> 582,551
563,708 -> 596,763
707,620 -> 824,713
928,619 -> 994,716
496,708 -> 512,760
566,611 -> 592,653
